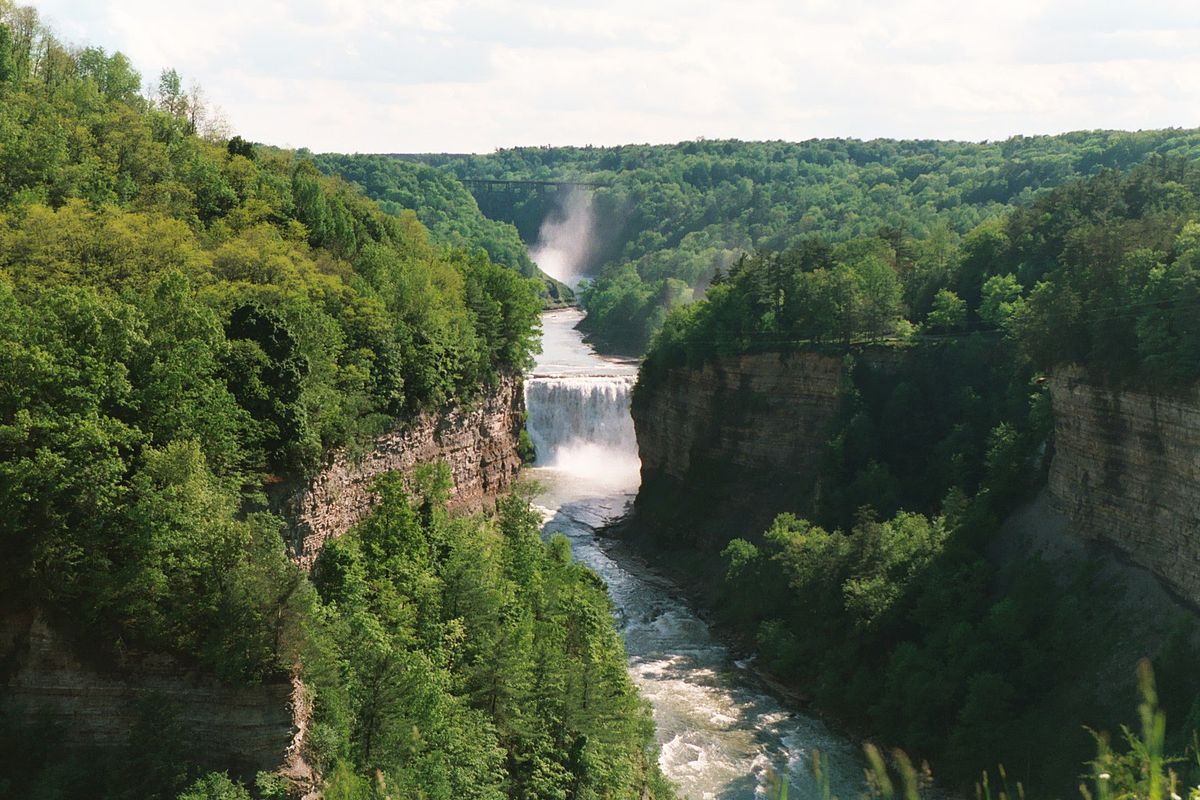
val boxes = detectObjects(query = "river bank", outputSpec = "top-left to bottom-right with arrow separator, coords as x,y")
523,308 -> 867,800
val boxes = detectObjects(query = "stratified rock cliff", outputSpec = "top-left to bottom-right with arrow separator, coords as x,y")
631,351 -> 844,546
0,610 -> 312,785
1,377 -> 525,789
279,374 -> 525,569
1048,366 -> 1200,606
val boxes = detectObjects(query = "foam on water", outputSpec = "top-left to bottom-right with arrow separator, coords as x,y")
526,308 -> 866,799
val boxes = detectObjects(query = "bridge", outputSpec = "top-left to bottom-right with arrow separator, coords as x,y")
460,178 -> 609,192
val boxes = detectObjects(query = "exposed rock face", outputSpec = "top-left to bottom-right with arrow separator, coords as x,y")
636,351 -> 843,482
1,377 -> 525,789
631,351 -> 844,545
279,374 -> 525,568
0,610 -> 305,782
1048,366 -> 1200,606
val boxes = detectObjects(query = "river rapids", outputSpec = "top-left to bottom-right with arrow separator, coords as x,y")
525,309 -> 866,800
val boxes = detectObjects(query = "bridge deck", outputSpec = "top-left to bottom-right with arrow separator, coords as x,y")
460,178 -> 608,190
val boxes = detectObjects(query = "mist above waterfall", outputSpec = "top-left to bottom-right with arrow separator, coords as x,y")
530,189 -> 596,288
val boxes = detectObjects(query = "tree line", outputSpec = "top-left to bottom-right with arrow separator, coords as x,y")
633,160 -> 1200,795
419,130 -> 1200,353
0,4 -> 670,798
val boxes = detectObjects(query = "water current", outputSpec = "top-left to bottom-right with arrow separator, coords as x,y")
525,308 -> 866,800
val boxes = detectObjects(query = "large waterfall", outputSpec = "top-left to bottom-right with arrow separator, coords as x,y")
524,308 -> 642,492
525,374 -> 640,486
526,308 -> 862,800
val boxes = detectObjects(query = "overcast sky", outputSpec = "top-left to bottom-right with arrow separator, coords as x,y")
30,0 -> 1200,154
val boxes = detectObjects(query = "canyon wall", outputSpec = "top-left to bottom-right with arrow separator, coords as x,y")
631,351 -> 845,545
1,377 -> 525,789
279,374 -> 526,569
635,351 -> 843,483
633,350 -> 1200,609
1048,366 -> 1200,606
0,609 -> 314,789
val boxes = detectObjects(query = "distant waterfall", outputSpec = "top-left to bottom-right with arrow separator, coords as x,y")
524,374 -> 640,487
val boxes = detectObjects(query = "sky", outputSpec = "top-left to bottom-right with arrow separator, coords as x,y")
29,0 -> 1200,154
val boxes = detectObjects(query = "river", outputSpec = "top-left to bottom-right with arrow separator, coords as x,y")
524,308 -> 865,800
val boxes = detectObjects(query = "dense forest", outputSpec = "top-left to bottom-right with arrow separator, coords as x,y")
396,131 -> 1200,352
0,4 -> 670,798
633,160 -> 1200,793
309,153 -> 537,276
310,153 -> 574,305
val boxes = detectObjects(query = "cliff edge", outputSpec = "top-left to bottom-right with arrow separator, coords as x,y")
631,351 -> 844,546
278,374 -> 525,569
1048,366 -> 1200,608
0,377 -> 526,789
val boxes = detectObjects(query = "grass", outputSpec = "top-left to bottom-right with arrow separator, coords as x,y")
765,661 -> 1197,800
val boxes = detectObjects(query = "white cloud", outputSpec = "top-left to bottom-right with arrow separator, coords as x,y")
28,0 -> 1200,152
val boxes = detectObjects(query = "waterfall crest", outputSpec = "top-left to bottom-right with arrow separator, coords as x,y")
525,373 -> 640,488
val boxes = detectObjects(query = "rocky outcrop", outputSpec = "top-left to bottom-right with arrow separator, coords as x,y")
635,351 -> 843,483
279,375 -> 526,568
1048,367 -> 1200,607
631,351 -> 845,545
0,609 -> 309,784
1,377 -> 526,788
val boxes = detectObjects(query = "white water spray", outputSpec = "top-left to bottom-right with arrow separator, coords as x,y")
525,374 -> 641,490
530,189 -> 596,288
525,308 -> 865,799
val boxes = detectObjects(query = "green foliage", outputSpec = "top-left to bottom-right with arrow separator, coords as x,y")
924,289 -> 966,333
421,131 -> 1200,352
175,773 -> 252,800
306,481 -> 675,800
978,275 -> 1022,329
718,495 -> 1165,794
0,9 -> 574,799
0,0 -> 541,667
313,153 -> 538,275
821,665 -> 1200,800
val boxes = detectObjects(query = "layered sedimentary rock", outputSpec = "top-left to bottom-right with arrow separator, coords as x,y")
635,351 -> 843,482
632,351 -> 844,544
0,610 -> 311,785
1048,366 -> 1200,606
1,377 -> 525,788
279,374 -> 525,568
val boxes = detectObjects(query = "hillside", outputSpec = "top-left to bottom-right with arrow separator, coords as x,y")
0,5 -> 671,798
311,153 -> 575,305
407,131 -> 1200,351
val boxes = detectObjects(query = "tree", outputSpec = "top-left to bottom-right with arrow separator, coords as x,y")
925,289 -> 966,333
978,274 -> 1022,329
157,68 -> 188,119
227,135 -> 254,160
176,773 -> 252,800
853,253 -> 903,341
77,47 -> 141,102
0,22 -> 14,85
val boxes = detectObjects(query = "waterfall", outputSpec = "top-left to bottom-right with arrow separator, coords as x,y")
524,373 -> 641,488
527,308 -> 865,800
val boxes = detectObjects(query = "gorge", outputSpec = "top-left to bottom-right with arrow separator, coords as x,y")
525,309 -> 865,800
624,332 -> 1200,791
3,7 -> 1200,793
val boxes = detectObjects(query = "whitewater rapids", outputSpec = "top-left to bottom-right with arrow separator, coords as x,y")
525,308 -> 865,800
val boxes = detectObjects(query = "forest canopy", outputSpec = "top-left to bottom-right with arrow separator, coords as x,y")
408,131 -> 1200,352
0,5 -> 671,799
